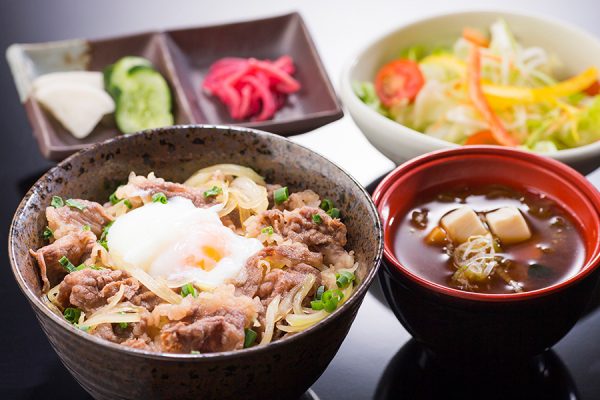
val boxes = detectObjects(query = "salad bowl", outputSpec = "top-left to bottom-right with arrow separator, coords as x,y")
340,10 -> 600,174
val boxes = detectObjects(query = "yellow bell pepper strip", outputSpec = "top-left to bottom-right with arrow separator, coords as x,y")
420,54 -> 466,78
467,45 -> 518,146
483,67 -> 598,108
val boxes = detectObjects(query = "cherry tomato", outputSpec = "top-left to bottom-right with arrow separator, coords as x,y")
375,59 -> 425,106
584,81 -> 600,96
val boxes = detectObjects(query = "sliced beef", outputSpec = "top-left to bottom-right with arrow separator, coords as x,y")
118,172 -> 215,208
46,200 -> 113,239
122,337 -> 155,351
92,319 -> 154,350
245,209 -> 286,235
233,253 -> 265,298
160,315 -> 246,353
150,286 -> 259,353
57,268 -> 141,313
282,206 -> 346,250
248,206 -> 347,258
234,243 -> 323,298
260,242 -> 324,266
93,323 -> 129,343
30,230 -> 97,291
257,263 -> 321,306
130,289 -> 163,311
271,206 -> 352,268
279,190 -> 321,211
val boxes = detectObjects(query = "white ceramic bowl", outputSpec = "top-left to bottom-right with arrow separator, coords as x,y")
340,10 -> 600,174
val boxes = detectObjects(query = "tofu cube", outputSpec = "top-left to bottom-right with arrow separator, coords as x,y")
485,207 -> 531,245
440,206 -> 488,244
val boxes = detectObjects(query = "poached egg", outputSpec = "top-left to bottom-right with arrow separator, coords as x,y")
107,197 -> 262,289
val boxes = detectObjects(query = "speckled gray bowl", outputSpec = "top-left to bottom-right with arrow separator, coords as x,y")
8,125 -> 383,400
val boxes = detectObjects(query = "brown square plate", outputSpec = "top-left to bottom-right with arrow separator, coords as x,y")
6,12 -> 343,161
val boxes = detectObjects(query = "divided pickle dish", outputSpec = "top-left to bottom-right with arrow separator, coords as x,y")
6,12 -> 343,161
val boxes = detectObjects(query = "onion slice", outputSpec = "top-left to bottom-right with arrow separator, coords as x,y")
260,295 -> 281,345
184,164 -> 265,186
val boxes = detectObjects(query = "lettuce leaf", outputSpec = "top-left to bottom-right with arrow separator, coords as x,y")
399,45 -> 428,62
570,96 -> 600,146
352,81 -> 388,117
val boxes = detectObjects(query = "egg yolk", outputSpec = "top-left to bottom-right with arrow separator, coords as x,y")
184,246 -> 223,271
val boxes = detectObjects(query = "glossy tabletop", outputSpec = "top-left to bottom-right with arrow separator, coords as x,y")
2,1 -> 600,399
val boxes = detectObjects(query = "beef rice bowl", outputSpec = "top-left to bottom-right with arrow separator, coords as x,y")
30,164 -> 359,354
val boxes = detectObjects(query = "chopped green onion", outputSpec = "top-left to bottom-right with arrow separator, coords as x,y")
82,224 -> 91,231
320,199 -> 333,212
273,187 -> 289,204
79,325 -> 90,332
181,283 -> 198,298
190,350 -> 201,355
152,192 -> 168,204
123,199 -> 132,209
327,208 -> 341,219
312,214 -> 322,224
58,256 -> 76,273
100,221 -> 113,242
315,285 -> 325,301
65,199 -> 86,211
261,226 -> 274,235
321,289 -> 344,313
311,300 -> 325,310
244,328 -> 257,348
109,192 -> 120,205
335,271 -> 355,289
43,226 -> 53,240
118,322 -> 129,329
98,221 -> 113,251
203,186 -> 222,198
74,264 -> 101,271
51,196 -> 64,208
64,307 -> 81,324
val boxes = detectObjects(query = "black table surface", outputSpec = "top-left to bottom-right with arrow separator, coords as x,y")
3,2 -> 600,400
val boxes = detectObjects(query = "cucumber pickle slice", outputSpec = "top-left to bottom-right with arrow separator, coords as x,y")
115,67 -> 173,134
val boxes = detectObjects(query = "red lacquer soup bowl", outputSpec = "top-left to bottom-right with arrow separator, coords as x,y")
373,146 -> 600,361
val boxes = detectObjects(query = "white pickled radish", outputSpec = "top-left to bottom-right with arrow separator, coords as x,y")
32,71 -> 104,93
34,82 -> 115,138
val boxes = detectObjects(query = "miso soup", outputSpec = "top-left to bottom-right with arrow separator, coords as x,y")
393,185 -> 585,294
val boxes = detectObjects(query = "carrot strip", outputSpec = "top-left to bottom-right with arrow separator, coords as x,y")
465,130 -> 501,145
467,45 -> 518,146
463,27 -> 489,47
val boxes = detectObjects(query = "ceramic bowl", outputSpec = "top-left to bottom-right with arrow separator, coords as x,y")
372,146 -> 600,362
8,125 -> 383,400
340,10 -> 600,174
